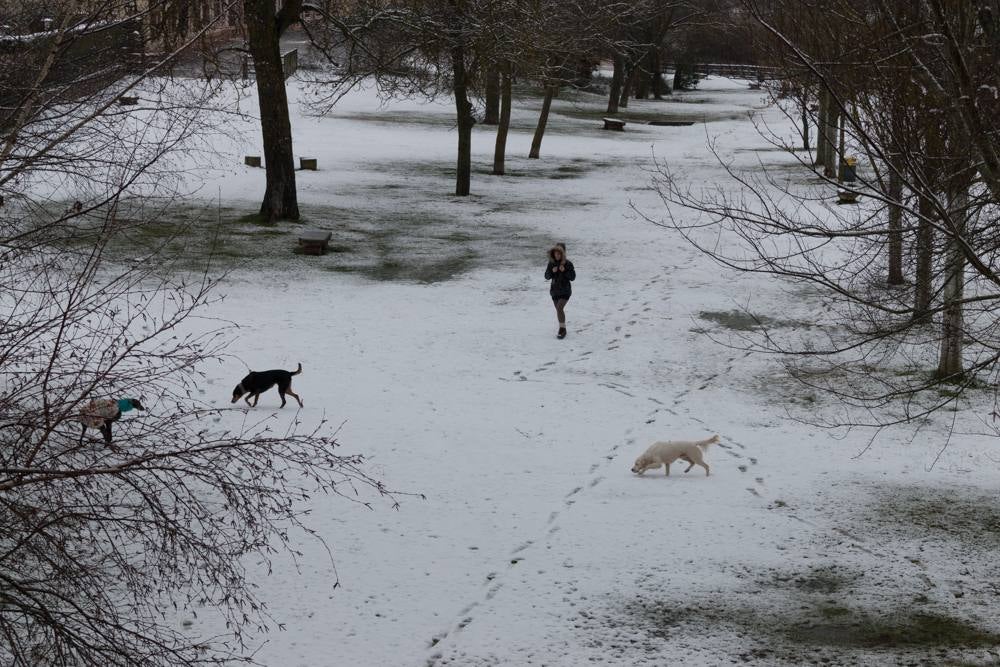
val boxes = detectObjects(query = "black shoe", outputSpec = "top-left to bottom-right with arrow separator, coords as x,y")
557,327 -> 567,339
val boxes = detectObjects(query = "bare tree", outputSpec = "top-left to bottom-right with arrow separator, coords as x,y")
603,1 -> 718,113
305,0 -> 490,196
493,60 -> 513,175
524,0 -> 626,160
242,0 -> 303,220
645,0 -> 1000,432
0,4 -> 393,663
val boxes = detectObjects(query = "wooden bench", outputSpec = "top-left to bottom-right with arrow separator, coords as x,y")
837,189 -> 860,205
299,157 -> 317,170
602,117 -> 626,131
297,230 -> 332,255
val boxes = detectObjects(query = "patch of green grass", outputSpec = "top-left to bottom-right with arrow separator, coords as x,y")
792,568 -> 850,595
871,485 -> 1000,548
817,605 -> 851,619
935,374 -> 993,391
235,227 -> 288,238
625,596 -> 1000,654
45,191 -> 558,283
698,309 -> 812,332
330,111 -> 456,128
235,211 -> 271,226
786,610 -> 1000,649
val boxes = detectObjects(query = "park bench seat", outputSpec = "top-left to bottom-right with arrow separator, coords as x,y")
837,189 -> 860,205
298,230 -> 332,255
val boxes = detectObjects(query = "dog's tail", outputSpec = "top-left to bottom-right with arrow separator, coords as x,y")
697,434 -> 720,449
292,362 -> 302,376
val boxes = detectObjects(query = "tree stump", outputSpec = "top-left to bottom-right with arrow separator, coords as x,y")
602,118 -> 626,131
299,157 -> 317,171
245,156 -> 262,168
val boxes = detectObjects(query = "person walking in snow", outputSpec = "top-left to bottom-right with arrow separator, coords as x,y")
544,242 -> 575,339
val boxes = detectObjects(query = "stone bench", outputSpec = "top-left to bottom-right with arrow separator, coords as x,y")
602,117 -> 626,131
298,230 -> 332,255
837,189 -> 860,205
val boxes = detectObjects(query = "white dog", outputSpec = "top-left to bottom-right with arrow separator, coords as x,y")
631,435 -> 718,477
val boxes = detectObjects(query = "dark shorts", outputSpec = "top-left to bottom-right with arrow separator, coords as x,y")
551,294 -> 571,303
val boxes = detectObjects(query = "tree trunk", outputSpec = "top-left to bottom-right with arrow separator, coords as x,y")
651,48 -> 666,99
800,92 -> 810,152
575,58 -> 593,88
451,43 -> 474,196
887,165 -> 904,285
815,88 -> 827,167
936,184 -> 968,380
635,50 -> 650,100
483,66 -> 500,125
672,64 -> 690,91
836,107 -> 847,182
913,192 -> 936,323
607,54 -> 624,114
492,63 -> 512,176
620,64 -> 635,108
823,99 -> 840,179
245,0 -> 299,221
529,84 -> 555,160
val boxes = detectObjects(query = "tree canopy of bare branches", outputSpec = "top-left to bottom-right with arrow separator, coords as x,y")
0,3 -> 391,663
648,0 -> 1000,434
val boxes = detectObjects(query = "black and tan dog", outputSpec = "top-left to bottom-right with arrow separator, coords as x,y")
232,363 -> 304,408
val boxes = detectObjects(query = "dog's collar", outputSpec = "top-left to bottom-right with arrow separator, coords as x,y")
117,398 -> 135,413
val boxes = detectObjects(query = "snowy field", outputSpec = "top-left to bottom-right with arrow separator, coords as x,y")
104,77 -> 1000,664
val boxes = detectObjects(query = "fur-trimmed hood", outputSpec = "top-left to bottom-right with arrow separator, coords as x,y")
548,243 -> 567,263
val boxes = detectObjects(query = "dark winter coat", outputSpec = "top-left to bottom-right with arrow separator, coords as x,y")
545,248 -> 575,298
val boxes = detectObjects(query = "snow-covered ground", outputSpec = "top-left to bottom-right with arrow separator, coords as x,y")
111,77 -> 1000,664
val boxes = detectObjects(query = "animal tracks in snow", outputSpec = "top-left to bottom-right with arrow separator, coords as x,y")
436,272 -> 759,662
510,540 -> 534,555
428,422 -> 635,660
